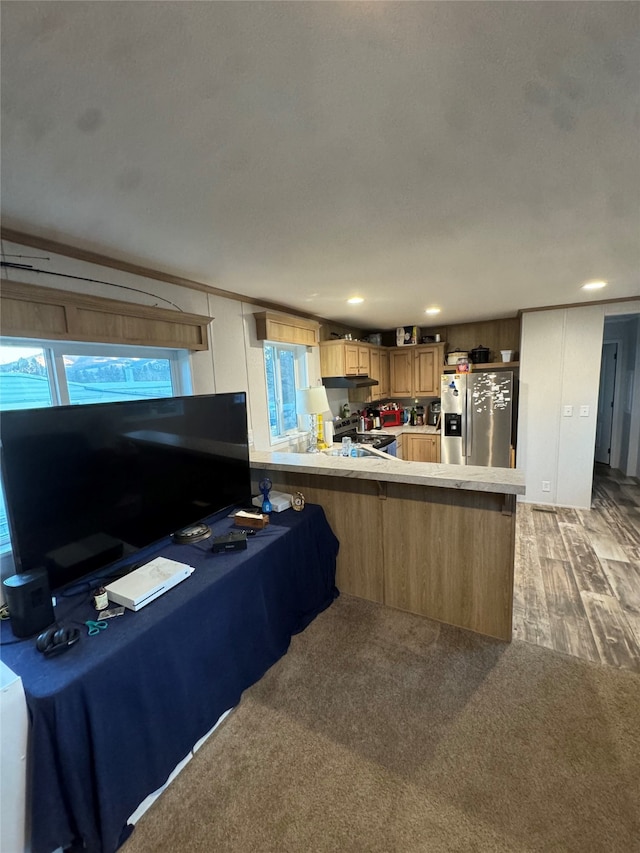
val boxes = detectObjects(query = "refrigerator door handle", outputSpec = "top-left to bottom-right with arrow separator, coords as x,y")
465,386 -> 472,460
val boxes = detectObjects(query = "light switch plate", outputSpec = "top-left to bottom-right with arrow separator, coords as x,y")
580,405 -> 589,417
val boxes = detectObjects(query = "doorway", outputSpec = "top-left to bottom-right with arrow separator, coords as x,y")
595,341 -> 617,465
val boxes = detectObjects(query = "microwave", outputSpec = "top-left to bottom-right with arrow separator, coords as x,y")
380,410 -> 403,427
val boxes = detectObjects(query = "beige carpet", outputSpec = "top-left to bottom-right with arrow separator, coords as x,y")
121,595 -> 640,853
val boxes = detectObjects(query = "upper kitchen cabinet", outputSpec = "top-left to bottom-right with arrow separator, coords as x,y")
414,346 -> 443,395
379,349 -> 390,399
389,348 -> 412,396
347,346 -> 390,404
390,344 -> 445,397
320,340 -> 371,376
254,311 -> 320,346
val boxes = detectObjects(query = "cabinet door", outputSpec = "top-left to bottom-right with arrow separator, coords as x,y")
358,346 -> 370,376
368,348 -> 380,381
344,345 -> 360,375
404,434 -> 438,462
379,350 -> 389,398
389,350 -> 412,396
320,342 -> 346,376
414,347 -> 439,396
353,348 -> 378,405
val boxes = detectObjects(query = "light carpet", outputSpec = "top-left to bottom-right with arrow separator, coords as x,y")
121,595 -> 640,853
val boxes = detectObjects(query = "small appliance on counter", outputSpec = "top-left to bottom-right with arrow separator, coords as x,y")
380,409 -> 403,427
427,400 -> 441,426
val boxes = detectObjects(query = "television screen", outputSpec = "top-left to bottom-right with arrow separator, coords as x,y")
0,393 -> 251,590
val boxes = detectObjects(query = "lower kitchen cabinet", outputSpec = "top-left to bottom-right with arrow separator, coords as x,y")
402,433 -> 440,463
259,468 -> 517,641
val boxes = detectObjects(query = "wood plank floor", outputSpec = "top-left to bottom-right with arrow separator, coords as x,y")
513,464 -> 640,671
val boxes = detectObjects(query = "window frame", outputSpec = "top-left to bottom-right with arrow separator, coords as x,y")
263,341 -> 308,445
0,336 -> 193,569
0,337 -> 192,406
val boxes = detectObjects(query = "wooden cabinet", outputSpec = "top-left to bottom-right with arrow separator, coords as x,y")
389,349 -> 413,396
1,279 -> 212,351
379,349 -> 390,399
322,341 -> 442,403
349,347 -> 390,404
255,311 -> 319,346
389,344 -> 445,397
263,468 -> 516,641
344,344 -> 370,376
320,340 -> 370,377
414,347 -> 441,396
403,433 -> 440,463
368,348 -> 380,387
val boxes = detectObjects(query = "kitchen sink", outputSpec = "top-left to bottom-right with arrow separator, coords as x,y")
323,446 -> 380,458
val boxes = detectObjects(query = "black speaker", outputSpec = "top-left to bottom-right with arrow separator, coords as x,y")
3,570 -> 55,638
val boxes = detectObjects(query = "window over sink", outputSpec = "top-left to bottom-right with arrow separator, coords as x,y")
264,342 -> 308,443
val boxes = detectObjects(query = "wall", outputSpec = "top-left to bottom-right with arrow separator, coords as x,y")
0,239 -> 325,453
518,300 -> 640,508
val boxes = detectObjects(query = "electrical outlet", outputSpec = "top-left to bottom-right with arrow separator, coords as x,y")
580,405 -> 589,417
563,405 -> 573,417
542,481 -> 551,492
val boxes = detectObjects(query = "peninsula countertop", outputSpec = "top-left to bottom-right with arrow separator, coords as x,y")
250,450 -> 525,496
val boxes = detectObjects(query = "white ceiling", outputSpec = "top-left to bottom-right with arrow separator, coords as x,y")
1,2 -> 639,329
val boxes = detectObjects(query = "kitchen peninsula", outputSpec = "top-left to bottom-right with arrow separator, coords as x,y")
250,451 -> 525,641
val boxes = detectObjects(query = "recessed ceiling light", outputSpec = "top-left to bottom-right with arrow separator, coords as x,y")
347,297 -> 364,304
581,280 -> 607,291
425,307 -> 441,315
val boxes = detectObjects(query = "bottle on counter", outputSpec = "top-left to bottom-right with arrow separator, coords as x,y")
410,407 -> 417,426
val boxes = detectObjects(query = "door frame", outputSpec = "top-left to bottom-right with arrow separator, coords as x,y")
595,341 -> 618,465
602,333 -> 625,471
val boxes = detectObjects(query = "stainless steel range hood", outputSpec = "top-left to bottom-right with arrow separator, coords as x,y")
322,376 -> 379,389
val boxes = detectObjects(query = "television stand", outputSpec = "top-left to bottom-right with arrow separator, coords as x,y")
1,505 -> 339,853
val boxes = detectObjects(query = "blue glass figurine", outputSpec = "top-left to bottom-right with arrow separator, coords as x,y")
259,477 -> 272,513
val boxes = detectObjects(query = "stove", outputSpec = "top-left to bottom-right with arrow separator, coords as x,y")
332,415 -> 397,451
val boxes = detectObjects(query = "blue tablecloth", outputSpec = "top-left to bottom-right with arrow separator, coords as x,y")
1,504 -> 339,853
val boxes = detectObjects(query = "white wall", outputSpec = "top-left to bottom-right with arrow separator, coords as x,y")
518,299 -> 640,507
0,239 -> 329,452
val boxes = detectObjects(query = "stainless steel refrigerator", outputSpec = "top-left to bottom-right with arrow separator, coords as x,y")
440,372 -> 513,467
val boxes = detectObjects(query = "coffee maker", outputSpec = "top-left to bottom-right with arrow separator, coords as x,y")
427,399 -> 441,426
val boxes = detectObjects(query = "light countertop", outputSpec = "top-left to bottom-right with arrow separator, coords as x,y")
379,425 -> 439,437
250,450 -> 525,496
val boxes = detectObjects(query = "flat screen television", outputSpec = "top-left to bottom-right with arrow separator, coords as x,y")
0,392 -> 252,591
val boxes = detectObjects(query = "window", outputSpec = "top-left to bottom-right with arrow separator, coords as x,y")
0,338 -> 192,558
264,342 -> 308,442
